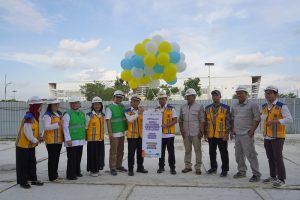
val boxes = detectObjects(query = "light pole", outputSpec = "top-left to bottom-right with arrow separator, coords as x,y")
4,74 -> 12,101
12,90 -> 17,100
205,63 -> 214,99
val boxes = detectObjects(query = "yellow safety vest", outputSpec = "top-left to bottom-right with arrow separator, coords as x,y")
44,112 -> 63,144
86,112 -> 105,141
126,109 -> 143,139
15,113 -> 39,148
162,105 -> 176,134
205,104 -> 229,138
262,102 -> 286,138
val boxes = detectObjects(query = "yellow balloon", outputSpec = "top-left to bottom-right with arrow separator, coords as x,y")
139,76 -> 151,85
162,74 -> 176,82
129,79 -> 139,89
164,63 -> 177,76
121,70 -> 132,81
134,43 -> 146,56
143,38 -> 151,44
151,73 -> 162,80
158,41 -> 171,53
144,54 -> 156,67
157,52 -> 170,65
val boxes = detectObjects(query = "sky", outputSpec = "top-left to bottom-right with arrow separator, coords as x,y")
0,0 -> 300,100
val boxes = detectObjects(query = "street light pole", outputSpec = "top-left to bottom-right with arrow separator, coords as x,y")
4,74 -> 12,101
205,63 -> 214,99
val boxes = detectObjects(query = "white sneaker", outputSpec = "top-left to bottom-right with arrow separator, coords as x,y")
272,179 -> 286,188
90,172 -> 99,177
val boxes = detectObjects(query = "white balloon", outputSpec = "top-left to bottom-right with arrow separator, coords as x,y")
148,80 -> 160,88
131,67 -> 144,79
145,41 -> 158,55
180,52 -> 185,61
152,35 -> 164,45
144,66 -> 154,76
177,61 -> 187,73
171,42 -> 180,52
125,51 -> 134,59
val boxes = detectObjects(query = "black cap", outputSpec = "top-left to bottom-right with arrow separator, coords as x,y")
211,90 -> 221,96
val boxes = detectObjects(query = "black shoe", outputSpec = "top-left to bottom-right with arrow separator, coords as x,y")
170,169 -> 177,175
67,177 -> 77,180
157,168 -> 165,173
31,180 -> 44,186
137,168 -> 148,173
207,168 -> 217,174
77,173 -> 83,177
196,169 -> 202,175
249,175 -> 261,182
117,166 -> 128,172
110,169 -> 118,176
128,171 -> 134,176
181,168 -> 192,173
20,183 -> 31,189
233,172 -> 246,179
220,171 -> 228,177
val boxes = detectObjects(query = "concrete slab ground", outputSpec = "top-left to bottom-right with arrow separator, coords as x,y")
0,135 -> 299,200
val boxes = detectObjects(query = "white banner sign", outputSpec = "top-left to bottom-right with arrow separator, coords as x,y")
142,109 -> 162,158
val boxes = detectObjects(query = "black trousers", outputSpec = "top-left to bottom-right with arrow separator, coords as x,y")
46,144 -> 62,181
208,138 -> 229,172
159,137 -> 175,170
87,141 -> 101,173
264,138 -> 286,181
128,138 -> 144,171
98,141 -> 105,169
16,147 -> 37,185
66,145 -> 83,179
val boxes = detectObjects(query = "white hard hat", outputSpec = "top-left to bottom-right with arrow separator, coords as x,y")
236,85 -> 248,93
92,96 -> 103,103
185,88 -> 197,97
264,85 -> 278,93
28,96 -> 44,105
130,94 -> 141,101
47,97 -> 60,104
157,90 -> 168,99
68,95 -> 81,103
113,90 -> 124,97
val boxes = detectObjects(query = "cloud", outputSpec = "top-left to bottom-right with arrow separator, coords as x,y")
231,52 -> 284,67
59,39 -> 101,53
0,0 -> 52,32
65,67 -> 118,81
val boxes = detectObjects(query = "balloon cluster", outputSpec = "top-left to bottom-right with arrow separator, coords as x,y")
120,35 -> 187,89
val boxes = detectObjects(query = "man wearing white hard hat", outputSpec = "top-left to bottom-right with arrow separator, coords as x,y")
86,96 -> 105,177
16,96 -> 44,189
106,90 -> 128,176
63,96 -> 86,180
179,88 -> 205,175
262,85 -> 293,188
42,97 -> 63,182
204,90 -> 230,177
231,85 -> 261,182
156,90 -> 178,175
125,94 -> 148,176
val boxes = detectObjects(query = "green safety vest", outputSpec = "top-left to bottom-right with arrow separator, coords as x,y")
64,109 -> 86,141
107,104 -> 127,133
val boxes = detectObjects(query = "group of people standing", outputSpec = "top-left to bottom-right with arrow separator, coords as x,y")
15,85 -> 292,189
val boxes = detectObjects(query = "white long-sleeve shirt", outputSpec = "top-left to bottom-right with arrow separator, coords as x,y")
63,112 -> 86,147
24,123 -> 39,144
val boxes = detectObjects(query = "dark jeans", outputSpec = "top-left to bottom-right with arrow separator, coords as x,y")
128,138 -> 144,171
208,138 -> 229,172
16,147 -> 37,185
264,138 -> 286,181
87,141 -> 100,173
46,144 -> 62,181
66,145 -> 83,179
159,137 -> 175,170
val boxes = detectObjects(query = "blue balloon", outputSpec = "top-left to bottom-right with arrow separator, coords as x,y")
131,55 -> 144,69
167,78 -> 177,85
121,58 -> 133,70
153,64 -> 164,74
170,52 -> 180,64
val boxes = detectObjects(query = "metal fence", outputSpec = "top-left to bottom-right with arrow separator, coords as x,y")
1,98 -> 300,138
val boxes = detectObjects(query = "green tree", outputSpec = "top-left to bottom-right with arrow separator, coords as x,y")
114,77 -> 130,95
80,81 -> 114,101
145,88 -> 160,100
181,77 -> 201,97
278,92 -> 297,98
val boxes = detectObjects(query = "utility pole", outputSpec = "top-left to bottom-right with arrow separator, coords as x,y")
205,63 -> 214,99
